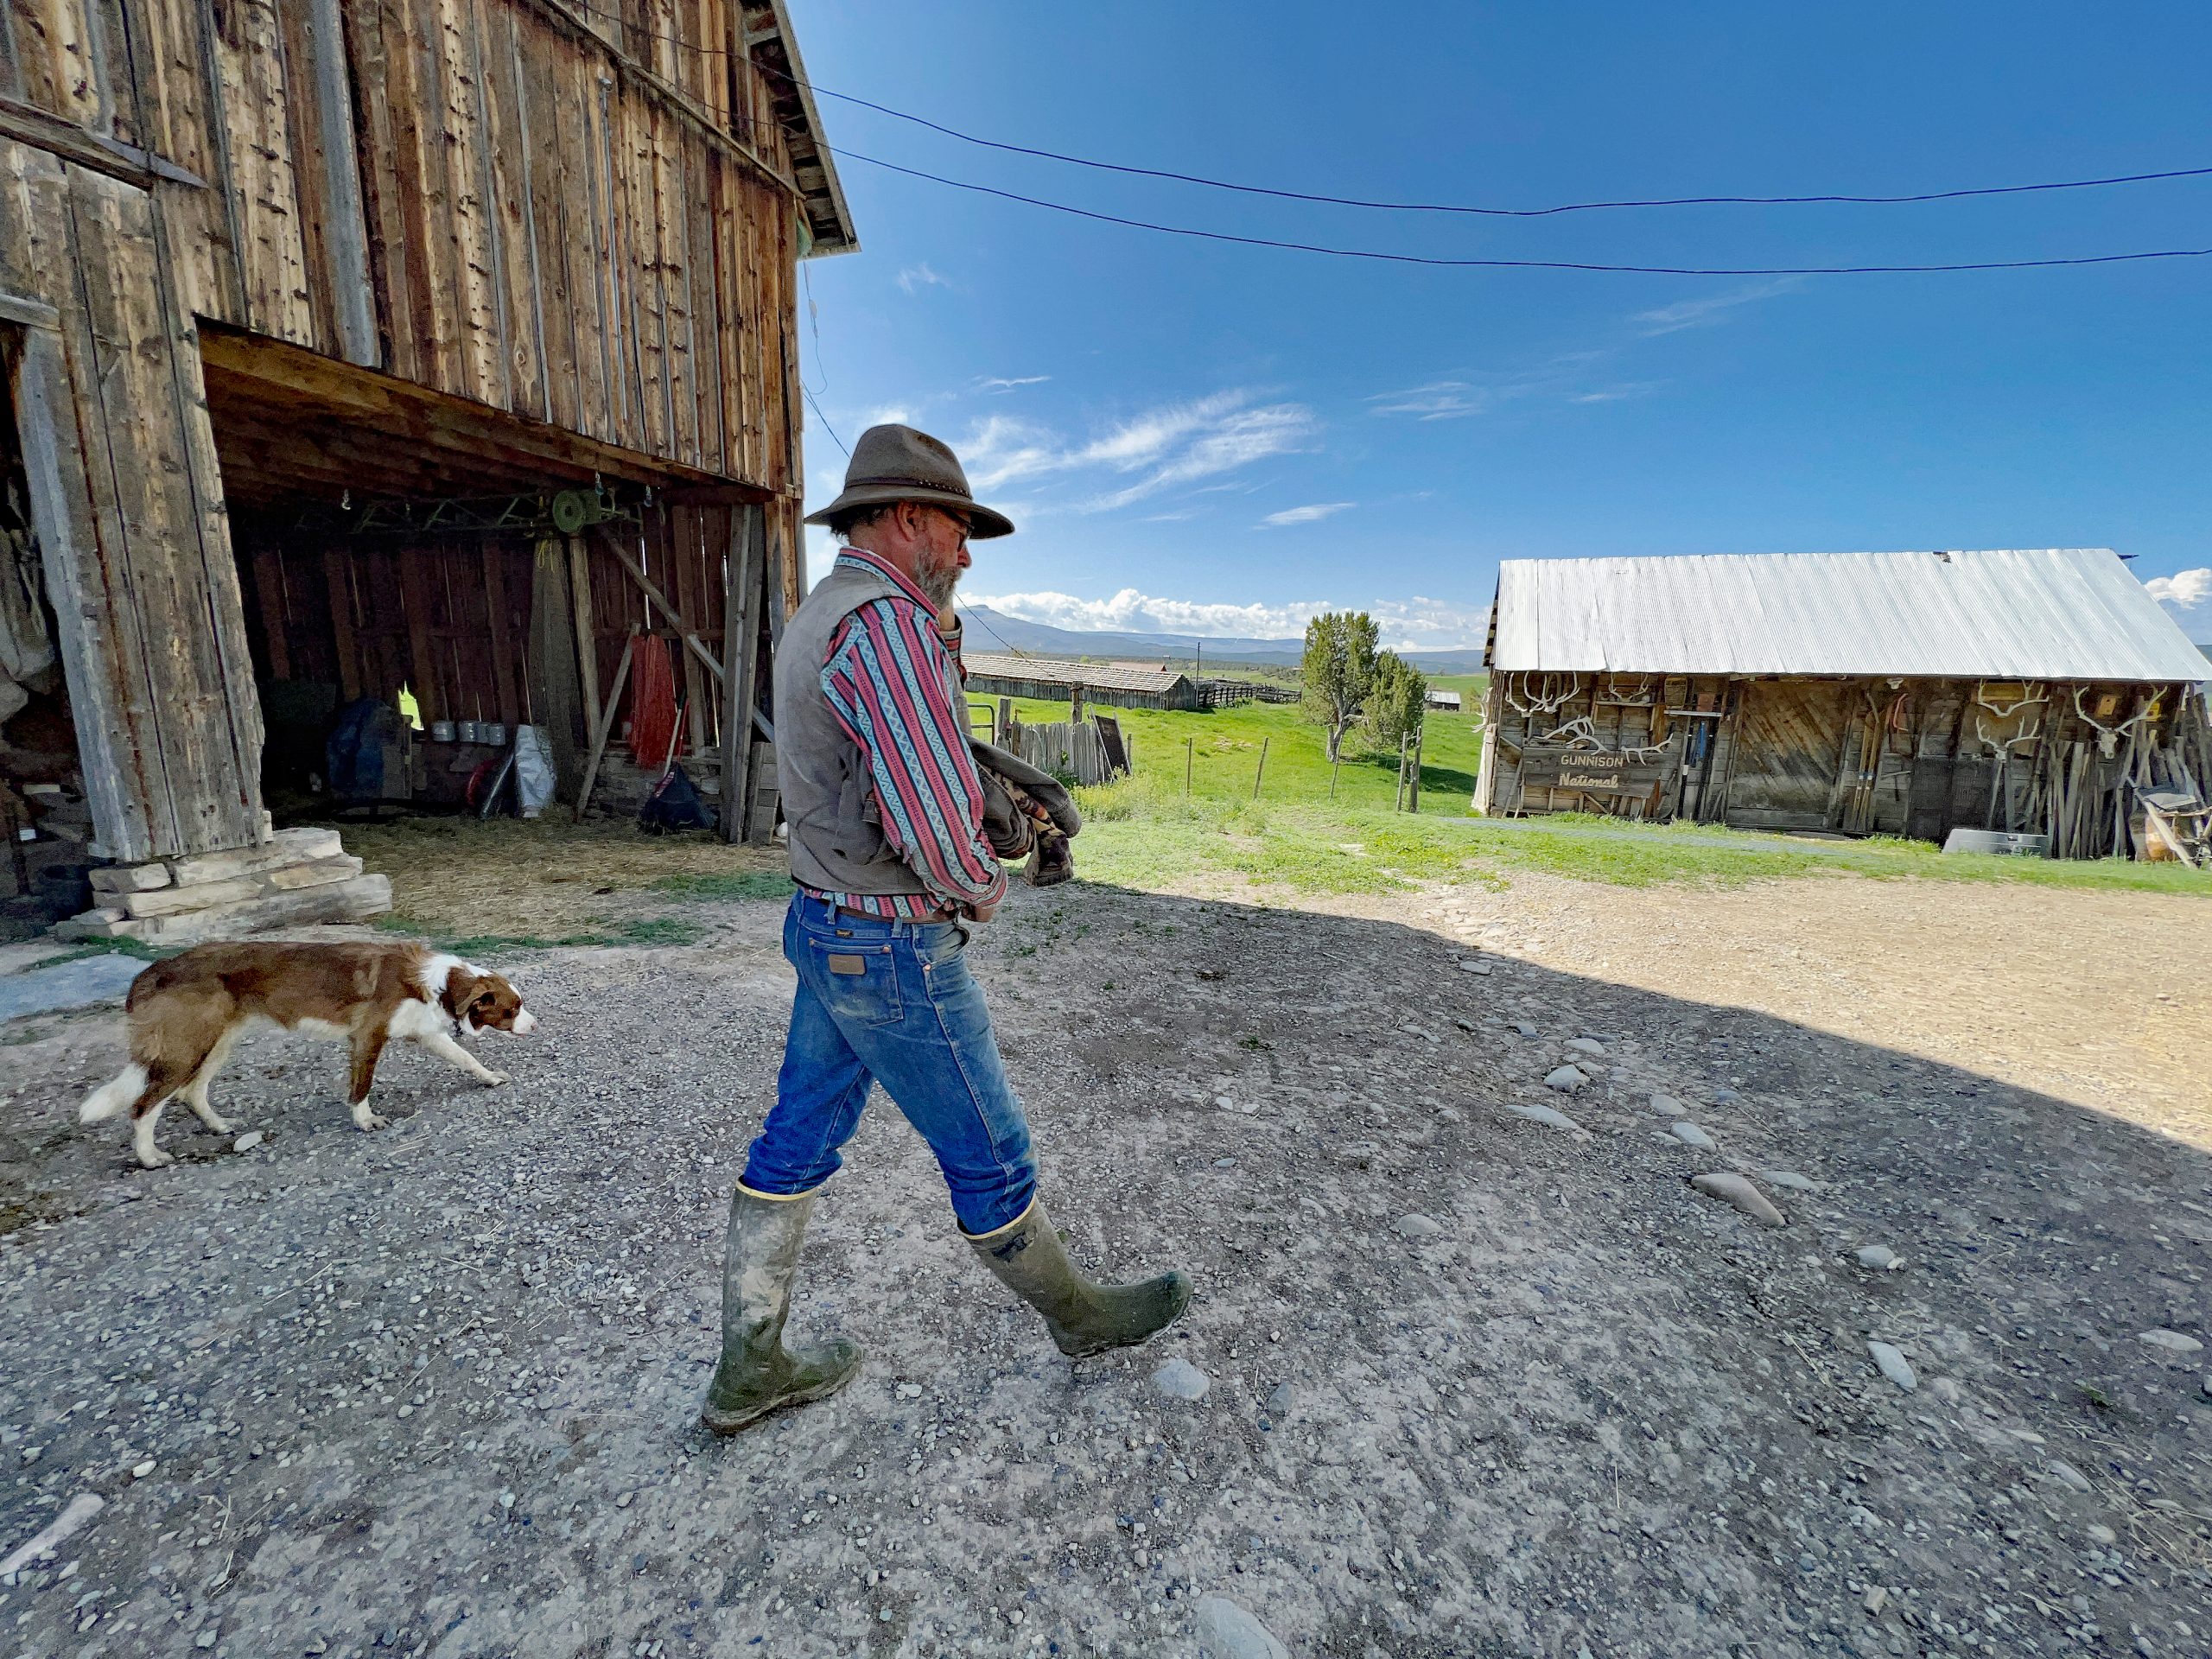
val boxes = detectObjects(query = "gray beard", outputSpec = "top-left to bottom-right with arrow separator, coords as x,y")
917,562 -> 960,611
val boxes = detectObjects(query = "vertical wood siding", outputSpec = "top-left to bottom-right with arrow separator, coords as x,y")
6,0 -> 806,496
1,137 -> 264,861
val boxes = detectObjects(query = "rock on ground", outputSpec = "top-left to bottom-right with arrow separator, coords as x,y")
1153,1357 -> 1211,1402
1688,1172 -> 1786,1227
1196,1593 -> 1291,1659
1868,1340 -> 1919,1391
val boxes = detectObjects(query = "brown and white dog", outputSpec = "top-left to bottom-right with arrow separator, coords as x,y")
79,942 -> 537,1168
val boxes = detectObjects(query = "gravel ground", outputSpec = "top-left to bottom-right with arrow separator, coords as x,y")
0,871 -> 2208,1658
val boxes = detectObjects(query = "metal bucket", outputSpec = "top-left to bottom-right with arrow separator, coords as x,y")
457,720 -> 483,744
429,721 -> 456,743
479,721 -> 507,748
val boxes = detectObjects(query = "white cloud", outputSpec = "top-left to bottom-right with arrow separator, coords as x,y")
1258,502 -> 1356,528
1368,361 -> 1660,422
968,588 -> 1491,650
1367,380 -> 1489,421
1572,382 -> 1661,404
2145,568 -> 2211,608
895,263 -> 950,294
1632,277 -> 1801,336
977,375 -> 1049,392
952,390 -> 1318,512
1081,401 -> 1317,512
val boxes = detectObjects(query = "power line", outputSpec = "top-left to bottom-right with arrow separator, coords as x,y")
550,5 -> 2212,223
546,3 -> 2212,273
954,597 -> 1028,658
830,147 -> 2212,276
802,385 -> 849,455
767,66 -> 2212,220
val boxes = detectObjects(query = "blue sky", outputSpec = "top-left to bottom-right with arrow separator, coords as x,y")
791,3 -> 2212,647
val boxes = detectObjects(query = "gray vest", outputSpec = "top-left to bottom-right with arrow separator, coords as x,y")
775,558 -> 960,898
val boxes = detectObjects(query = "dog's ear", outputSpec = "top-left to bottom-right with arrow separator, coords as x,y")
440,965 -> 490,1020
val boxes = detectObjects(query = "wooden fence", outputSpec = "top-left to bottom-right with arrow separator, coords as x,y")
1001,719 -> 1130,786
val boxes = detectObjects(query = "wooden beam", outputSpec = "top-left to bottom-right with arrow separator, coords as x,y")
576,632 -> 637,815
0,291 -> 59,331
594,524 -> 725,683
566,533 -> 601,751
0,96 -> 208,191
196,325 -> 732,497
720,503 -> 760,841
397,545 -> 442,722
12,326 -> 158,861
660,482 -> 768,506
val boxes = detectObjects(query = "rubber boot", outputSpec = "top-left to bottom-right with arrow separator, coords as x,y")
699,1185 -> 861,1434
966,1197 -> 1191,1358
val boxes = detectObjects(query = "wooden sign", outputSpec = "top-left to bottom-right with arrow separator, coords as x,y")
1519,747 -> 1667,795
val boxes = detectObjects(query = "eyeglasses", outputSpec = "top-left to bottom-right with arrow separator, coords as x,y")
937,508 -> 973,543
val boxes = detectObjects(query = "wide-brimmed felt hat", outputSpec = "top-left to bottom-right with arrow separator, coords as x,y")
804,423 -> 1015,540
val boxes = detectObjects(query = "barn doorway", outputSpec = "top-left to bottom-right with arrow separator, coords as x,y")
1726,679 -> 1849,831
0,328 -> 92,935
198,327 -> 779,841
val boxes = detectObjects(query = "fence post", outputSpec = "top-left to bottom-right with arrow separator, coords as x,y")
1185,735 -> 1193,795
1331,754 -> 1341,799
1408,722 -> 1424,812
1395,734 -> 1408,811
1254,737 -> 1269,801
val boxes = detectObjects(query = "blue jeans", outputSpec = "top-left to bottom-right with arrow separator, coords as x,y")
741,891 -> 1038,1234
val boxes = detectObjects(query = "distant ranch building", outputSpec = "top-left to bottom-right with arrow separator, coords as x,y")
964,653 -> 1197,712
1476,549 -> 2212,857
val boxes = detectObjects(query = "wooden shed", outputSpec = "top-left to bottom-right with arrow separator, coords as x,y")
0,0 -> 853,941
963,652 -> 1198,713
1476,550 -> 2212,858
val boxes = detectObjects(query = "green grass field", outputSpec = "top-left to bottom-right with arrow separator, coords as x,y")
993,673 -> 1488,817
986,680 -> 2212,900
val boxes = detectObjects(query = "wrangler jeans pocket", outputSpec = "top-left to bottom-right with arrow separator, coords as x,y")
806,938 -> 903,1027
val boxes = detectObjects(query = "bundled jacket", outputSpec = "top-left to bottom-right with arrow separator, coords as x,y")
969,739 -> 1081,887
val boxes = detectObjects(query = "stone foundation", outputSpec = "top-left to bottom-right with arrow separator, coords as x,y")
54,828 -> 391,946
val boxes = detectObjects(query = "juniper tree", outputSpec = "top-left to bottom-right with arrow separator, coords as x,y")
1300,611 -> 1380,764
1363,652 -> 1429,751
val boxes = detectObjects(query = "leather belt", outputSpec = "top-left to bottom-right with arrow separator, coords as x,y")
836,903 -> 956,925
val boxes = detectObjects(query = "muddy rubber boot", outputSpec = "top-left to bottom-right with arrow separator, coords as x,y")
966,1198 -> 1192,1358
699,1185 -> 861,1434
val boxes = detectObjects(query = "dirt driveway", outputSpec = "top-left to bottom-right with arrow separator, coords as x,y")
0,864 -> 2206,1657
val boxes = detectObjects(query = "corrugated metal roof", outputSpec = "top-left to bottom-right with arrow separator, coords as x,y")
963,653 -> 1192,694
1489,549 -> 2208,681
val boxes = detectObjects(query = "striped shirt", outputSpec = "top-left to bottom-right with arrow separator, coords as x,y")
807,548 -> 1005,919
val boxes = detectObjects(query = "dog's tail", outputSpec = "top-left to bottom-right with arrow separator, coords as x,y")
79,1063 -> 149,1123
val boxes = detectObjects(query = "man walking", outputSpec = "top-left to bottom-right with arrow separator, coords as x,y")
701,424 -> 1191,1434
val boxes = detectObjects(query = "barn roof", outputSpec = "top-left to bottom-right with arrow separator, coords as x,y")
744,1 -> 859,257
964,653 -> 1191,693
1488,549 -> 2208,682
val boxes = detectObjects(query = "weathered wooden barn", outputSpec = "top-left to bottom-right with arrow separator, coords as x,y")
963,652 -> 1198,713
1476,550 -> 2212,857
0,0 -> 852,940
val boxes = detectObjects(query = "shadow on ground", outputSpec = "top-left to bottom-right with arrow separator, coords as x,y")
0,879 -> 2205,1658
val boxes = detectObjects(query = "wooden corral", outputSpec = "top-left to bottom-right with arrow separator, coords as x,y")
0,0 -> 850,906
1478,552 -> 2212,858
